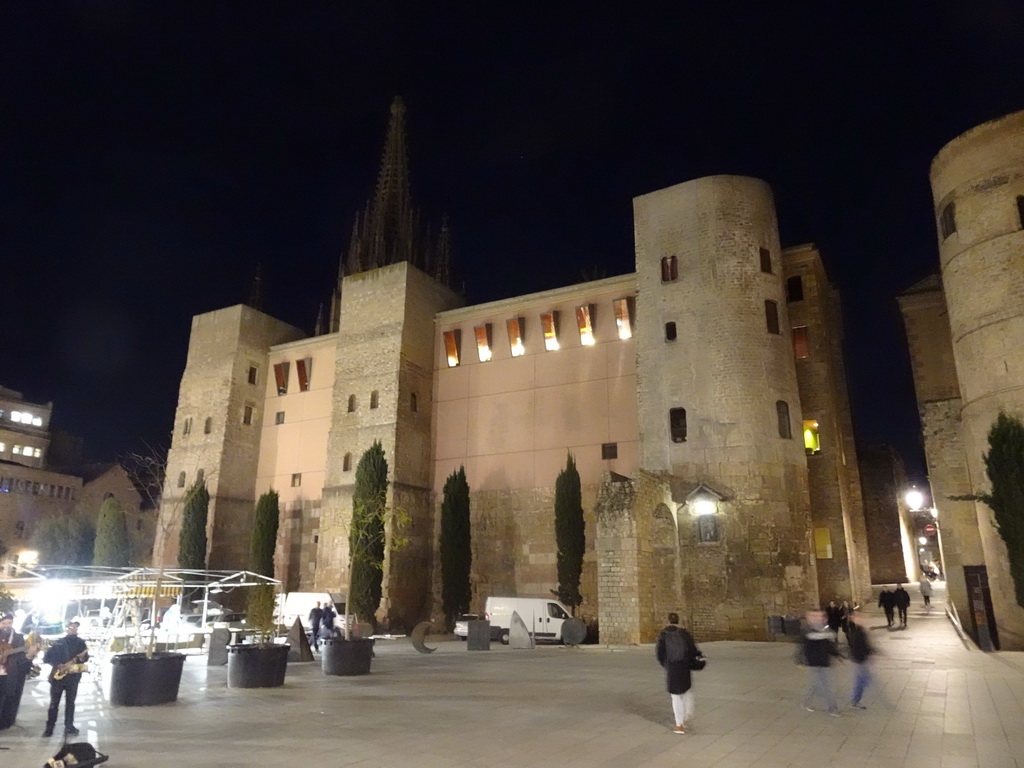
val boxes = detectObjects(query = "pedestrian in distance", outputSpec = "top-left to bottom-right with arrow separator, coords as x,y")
320,602 -> 337,641
824,600 -> 843,641
878,587 -> 896,627
847,610 -> 874,709
42,620 -> 89,738
308,601 -> 324,650
839,600 -> 854,645
918,576 -> 933,609
655,612 -> 704,735
894,583 -> 911,628
798,609 -> 843,716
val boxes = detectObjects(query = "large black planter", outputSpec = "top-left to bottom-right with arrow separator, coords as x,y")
110,652 -> 187,706
322,637 -> 374,676
227,644 -> 290,689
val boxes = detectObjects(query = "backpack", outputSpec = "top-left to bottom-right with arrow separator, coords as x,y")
664,628 -> 688,663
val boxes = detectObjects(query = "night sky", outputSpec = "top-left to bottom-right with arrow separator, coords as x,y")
3,3 -> 1023,479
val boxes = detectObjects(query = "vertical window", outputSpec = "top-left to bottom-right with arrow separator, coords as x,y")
343,453 -> 352,472
475,324 -> 493,361
411,392 -> 418,412
1017,196 -> 1024,229
601,442 -> 618,460
273,362 -> 290,395
291,473 -> 302,487
204,417 -> 213,434
669,408 -> 687,443
177,471 -> 186,488
296,357 -> 312,391
541,312 -> 559,351
939,201 -> 957,240
183,418 -> 192,436
814,528 -> 833,559
613,298 -> 632,340
697,516 -> 720,543
776,401 -> 792,439
765,300 -> 780,335
786,276 -> 804,303
243,405 -> 254,425
660,255 -> 678,282
665,321 -> 677,341
792,326 -> 809,359
803,420 -> 821,455
196,469 -> 205,484
506,318 -> 525,357
248,365 -> 258,385
275,411 -> 285,425
443,330 -> 461,367
347,395 -> 356,413
370,391 -> 379,409
576,305 -> 595,346
759,247 -> 772,273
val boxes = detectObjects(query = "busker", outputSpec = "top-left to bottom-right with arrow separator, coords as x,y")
42,620 -> 89,738
798,609 -> 842,716
655,612 -> 703,735
0,612 -> 29,730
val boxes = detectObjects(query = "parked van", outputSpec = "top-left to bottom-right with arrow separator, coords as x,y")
484,597 -> 573,644
276,592 -> 346,631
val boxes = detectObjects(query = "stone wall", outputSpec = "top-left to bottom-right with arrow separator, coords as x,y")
858,445 -> 912,584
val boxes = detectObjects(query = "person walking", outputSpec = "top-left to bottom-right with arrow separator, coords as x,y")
799,609 -> 842,716
824,600 -> 843,641
655,612 -> 702,734
839,600 -> 854,645
320,602 -> 337,641
894,583 -> 911,628
42,620 -> 89,738
0,612 -> 29,730
878,587 -> 896,627
847,610 -> 874,709
308,601 -> 324,650
918,576 -> 933,609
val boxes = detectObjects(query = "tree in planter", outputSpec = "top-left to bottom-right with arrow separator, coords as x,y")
178,479 -> 209,570
554,452 -> 585,614
247,490 -> 280,643
94,496 -> 132,567
349,441 -> 389,632
439,465 -> 472,629
31,513 -> 95,567
952,412 -> 1024,608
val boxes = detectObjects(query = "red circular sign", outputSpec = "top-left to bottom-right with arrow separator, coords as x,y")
923,524 -> 937,535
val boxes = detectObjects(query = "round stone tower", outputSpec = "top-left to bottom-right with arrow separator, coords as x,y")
931,110 -> 1024,649
633,175 -> 817,639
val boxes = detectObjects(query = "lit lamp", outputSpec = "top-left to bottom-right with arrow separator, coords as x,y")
685,483 -> 727,516
905,488 -> 925,512
918,536 -> 928,545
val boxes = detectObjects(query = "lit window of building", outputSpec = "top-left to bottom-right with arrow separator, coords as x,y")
32,416 -> 42,426
443,330 -> 461,367
11,411 -> 23,423
475,324 -> 492,362
613,298 -> 632,340
506,318 -> 525,357
0,442 -> 5,452
576,305 -> 595,346
541,312 -> 559,351
13,445 -> 21,455
803,420 -> 821,455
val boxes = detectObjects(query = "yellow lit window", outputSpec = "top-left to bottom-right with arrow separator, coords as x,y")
506,318 -> 525,357
0,442 -> 5,452
813,528 -> 833,559
613,298 -> 632,340
13,445 -> 22,455
443,330 -> 460,367
475,324 -> 492,362
803,420 -> 821,455
541,312 -> 559,351
576,305 -> 595,346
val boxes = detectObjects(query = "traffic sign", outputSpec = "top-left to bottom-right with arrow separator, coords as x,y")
923,524 -> 937,535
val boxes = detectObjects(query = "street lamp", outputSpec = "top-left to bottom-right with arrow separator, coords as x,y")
905,488 -> 925,512
685,483 -> 727,516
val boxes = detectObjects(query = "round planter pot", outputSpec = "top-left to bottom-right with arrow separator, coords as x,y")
110,652 -> 187,706
227,644 -> 290,689
322,637 -> 374,676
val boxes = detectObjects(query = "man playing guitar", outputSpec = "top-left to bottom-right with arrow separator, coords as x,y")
42,620 -> 89,738
0,611 -> 29,730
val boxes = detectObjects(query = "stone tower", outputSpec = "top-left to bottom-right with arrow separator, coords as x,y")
929,110 -> 1024,649
632,175 -> 818,640
157,305 -> 304,568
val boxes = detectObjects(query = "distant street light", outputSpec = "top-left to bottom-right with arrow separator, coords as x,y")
905,489 -> 925,511
918,536 -> 928,545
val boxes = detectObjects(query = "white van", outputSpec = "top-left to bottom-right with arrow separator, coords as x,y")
484,597 -> 573,645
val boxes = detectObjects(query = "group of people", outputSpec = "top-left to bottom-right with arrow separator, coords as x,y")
0,612 -> 90,738
878,583 -> 913,628
306,601 -> 340,650
799,607 -> 875,715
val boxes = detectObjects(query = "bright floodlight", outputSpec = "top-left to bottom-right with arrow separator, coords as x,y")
692,498 -> 717,517
905,489 -> 925,511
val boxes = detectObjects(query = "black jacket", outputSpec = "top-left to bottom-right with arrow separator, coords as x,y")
893,588 -> 910,609
655,625 -> 699,695
43,635 -> 89,681
847,623 -> 873,663
878,591 -> 895,609
801,628 -> 841,667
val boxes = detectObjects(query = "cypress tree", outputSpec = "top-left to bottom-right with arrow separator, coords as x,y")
178,480 -> 209,570
94,496 -> 131,567
439,466 -> 472,627
554,452 -> 585,612
350,441 -> 388,629
31,513 -> 95,566
250,490 -> 280,577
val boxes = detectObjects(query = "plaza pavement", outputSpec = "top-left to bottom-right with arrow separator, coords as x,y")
2,582 -> 1023,767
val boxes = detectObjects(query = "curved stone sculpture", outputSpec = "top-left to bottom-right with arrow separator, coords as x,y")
509,611 -> 534,649
410,621 -> 437,654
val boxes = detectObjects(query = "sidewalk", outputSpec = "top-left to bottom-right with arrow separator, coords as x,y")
1,583 -> 1022,767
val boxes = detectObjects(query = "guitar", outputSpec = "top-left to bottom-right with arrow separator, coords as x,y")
52,649 -> 89,680
0,641 -> 27,671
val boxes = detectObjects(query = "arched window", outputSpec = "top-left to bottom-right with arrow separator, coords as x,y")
343,453 -> 352,472
370,391 -> 379,409
204,417 -> 212,434
347,395 -> 356,413
776,401 -> 792,439
665,321 -> 677,341
177,471 -> 186,488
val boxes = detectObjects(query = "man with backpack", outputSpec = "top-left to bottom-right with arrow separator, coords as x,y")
655,612 -> 703,734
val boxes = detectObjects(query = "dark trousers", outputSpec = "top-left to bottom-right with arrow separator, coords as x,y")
923,595 -> 931,606
883,607 -> 895,626
46,675 -> 80,730
897,607 -> 908,626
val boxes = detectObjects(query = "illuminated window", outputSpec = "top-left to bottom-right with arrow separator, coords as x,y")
475,324 -> 493,362
347,394 -> 356,412
613,298 -> 632,340
506,318 -> 525,357
939,202 -> 956,240
541,312 -> 559,351
765,300 -> 780,335
296,357 -> 312,391
243,405 -> 254,425
291,473 -> 302,487
786,276 -> 804,302
776,401 -> 792,439
10,411 -> 23,423
759,247 -> 772,274
343,453 -> 352,472
0,442 -> 5,452
12,445 -> 21,455
204,417 -> 212,434
576,305 -> 595,346
814,527 -> 833,559
665,321 -> 677,341
443,330 -> 461,367
601,443 -> 617,460
248,365 -> 258,385
177,471 -> 186,488
669,408 -> 687,443
275,411 -> 285,425
803,420 -> 821,455
370,391 -> 379,409
32,416 -> 42,427
273,362 -> 290,395
660,256 -> 678,282
792,326 -> 809,359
